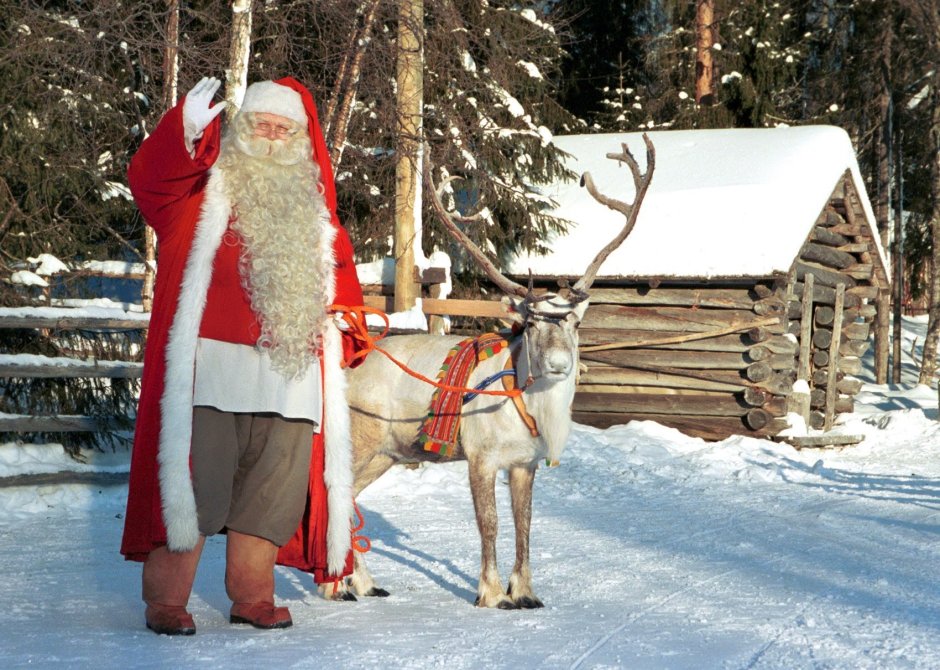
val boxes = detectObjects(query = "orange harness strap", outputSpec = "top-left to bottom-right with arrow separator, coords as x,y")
501,357 -> 539,437
331,304 -> 523,399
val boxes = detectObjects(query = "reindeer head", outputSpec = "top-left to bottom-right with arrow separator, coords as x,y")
425,136 -> 655,386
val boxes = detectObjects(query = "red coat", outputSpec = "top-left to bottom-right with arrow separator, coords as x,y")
121,81 -> 364,583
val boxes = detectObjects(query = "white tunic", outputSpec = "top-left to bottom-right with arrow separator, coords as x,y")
193,337 -> 322,426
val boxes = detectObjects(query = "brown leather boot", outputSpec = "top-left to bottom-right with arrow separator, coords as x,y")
145,603 -> 196,636
229,602 -> 292,629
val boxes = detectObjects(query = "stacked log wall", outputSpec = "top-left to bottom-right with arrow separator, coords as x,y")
786,184 -> 877,431
573,283 -> 797,440
572,178 -> 881,441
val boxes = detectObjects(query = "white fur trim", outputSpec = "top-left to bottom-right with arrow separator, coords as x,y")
239,81 -> 307,126
318,219 -> 355,574
159,169 -> 230,551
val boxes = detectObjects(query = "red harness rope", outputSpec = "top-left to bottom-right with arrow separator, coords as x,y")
331,304 -> 523,398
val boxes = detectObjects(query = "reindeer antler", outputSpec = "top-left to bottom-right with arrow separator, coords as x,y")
571,133 -> 656,294
424,144 -> 528,298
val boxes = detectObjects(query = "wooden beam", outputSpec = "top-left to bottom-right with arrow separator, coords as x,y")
781,434 -> 864,448
570,411 -> 789,441
0,316 -> 149,330
574,390 -> 786,417
0,415 -> 128,432
362,295 -> 508,318
824,284 -> 846,430
798,273 -> 813,381
0,361 -> 143,378
585,286 -> 766,308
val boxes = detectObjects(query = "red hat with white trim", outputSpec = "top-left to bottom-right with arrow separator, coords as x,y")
239,81 -> 307,126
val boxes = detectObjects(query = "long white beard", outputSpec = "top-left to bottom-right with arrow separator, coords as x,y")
217,118 -> 333,379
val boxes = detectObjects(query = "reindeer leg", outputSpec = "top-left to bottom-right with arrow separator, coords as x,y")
320,452 -> 396,601
467,455 -> 516,609
507,463 -> 543,608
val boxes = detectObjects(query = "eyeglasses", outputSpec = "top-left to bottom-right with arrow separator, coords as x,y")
252,120 -> 299,139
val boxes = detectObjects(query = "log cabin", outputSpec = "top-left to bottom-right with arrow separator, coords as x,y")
505,126 -> 890,441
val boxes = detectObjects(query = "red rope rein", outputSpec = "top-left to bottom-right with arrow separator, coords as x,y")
331,304 -> 523,398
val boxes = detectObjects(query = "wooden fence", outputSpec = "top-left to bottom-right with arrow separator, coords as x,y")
0,289 -> 505,435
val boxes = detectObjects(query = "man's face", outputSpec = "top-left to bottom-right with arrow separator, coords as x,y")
234,112 -> 306,163
251,112 -> 299,141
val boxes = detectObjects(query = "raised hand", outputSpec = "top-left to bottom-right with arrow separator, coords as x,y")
182,77 -> 227,136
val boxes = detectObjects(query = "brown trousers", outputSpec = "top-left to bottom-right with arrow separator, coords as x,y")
190,406 -> 313,546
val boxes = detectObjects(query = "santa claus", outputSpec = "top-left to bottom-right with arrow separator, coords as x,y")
121,76 -> 366,635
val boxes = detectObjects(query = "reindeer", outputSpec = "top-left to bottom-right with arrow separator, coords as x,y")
338,135 -> 655,609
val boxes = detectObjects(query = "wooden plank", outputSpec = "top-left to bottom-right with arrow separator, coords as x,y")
798,273 -> 813,381
0,415 -> 128,432
0,316 -> 149,330
584,286 -> 762,309
782,434 -> 864,448
579,328 -> 797,354
824,284 -> 846,430
579,367 -> 746,392
0,361 -> 143,378
363,295 -> 507,318
574,390 -> 787,417
0,471 -> 129,488
570,411 -> 789,441
576,383 -> 734,398
581,304 -> 785,333
580,348 -> 795,371
579,362 -> 794,395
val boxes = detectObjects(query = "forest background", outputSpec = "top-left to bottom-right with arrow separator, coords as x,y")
1,0 -> 939,446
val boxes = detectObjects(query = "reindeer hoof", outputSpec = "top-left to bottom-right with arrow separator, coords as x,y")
474,595 -> 518,609
331,590 -> 358,602
365,587 -> 390,598
514,596 -> 544,609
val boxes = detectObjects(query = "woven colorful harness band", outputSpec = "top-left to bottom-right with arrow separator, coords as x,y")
332,305 -> 542,459
418,333 -> 513,457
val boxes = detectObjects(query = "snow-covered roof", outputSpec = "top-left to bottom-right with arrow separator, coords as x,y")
506,126 -> 887,281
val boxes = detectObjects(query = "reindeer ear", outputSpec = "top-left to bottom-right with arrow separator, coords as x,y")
501,295 -> 526,326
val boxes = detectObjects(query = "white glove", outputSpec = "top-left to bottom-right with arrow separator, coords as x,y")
181,77 -> 227,143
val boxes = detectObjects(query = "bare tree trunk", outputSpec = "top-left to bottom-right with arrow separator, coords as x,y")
873,16 -> 893,384
225,0 -> 253,118
326,0 -> 382,167
918,68 -> 940,384
892,134 -> 904,383
145,0 -> 181,313
394,0 -> 423,313
694,0 -> 715,105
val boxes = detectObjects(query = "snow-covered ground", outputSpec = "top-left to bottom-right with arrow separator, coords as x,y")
1,316 -> 939,669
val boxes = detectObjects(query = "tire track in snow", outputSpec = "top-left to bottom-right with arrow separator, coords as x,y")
568,566 -> 738,670
566,496 -> 857,669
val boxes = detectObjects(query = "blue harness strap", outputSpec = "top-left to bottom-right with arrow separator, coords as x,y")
463,369 -> 517,404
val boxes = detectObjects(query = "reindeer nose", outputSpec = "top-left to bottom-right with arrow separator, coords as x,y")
546,349 -> 572,375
